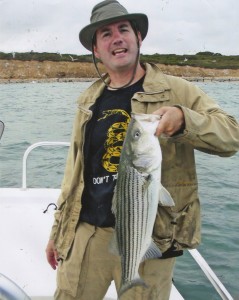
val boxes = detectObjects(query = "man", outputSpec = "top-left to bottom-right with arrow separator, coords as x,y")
46,1 -> 239,299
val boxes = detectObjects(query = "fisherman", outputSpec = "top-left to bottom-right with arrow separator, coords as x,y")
45,1 -> 239,299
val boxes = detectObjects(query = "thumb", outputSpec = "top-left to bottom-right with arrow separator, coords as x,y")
155,119 -> 165,137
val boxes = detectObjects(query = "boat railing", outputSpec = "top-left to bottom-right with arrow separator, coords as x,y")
0,120 -> 4,140
21,142 -> 234,300
22,141 -> 70,189
0,273 -> 31,300
188,249 -> 233,300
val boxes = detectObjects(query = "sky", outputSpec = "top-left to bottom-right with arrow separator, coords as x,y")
0,0 -> 238,56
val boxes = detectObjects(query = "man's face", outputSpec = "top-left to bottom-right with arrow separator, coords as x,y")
93,20 -> 142,73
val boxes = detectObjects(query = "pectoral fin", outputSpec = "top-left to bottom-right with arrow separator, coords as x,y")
158,185 -> 175,206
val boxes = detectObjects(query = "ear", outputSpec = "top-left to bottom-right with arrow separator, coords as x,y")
93,45 -> 100,59
137,31 -> 142,47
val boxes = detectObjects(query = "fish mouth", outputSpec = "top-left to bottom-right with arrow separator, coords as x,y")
112,48 -> 127,56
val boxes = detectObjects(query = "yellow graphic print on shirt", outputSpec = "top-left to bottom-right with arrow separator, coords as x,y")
98,109 -> 131,173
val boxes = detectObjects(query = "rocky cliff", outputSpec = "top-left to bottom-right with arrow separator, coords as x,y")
1,59 -> 239,83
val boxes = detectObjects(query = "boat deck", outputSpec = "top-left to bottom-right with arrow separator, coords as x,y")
0,188 -> 183,300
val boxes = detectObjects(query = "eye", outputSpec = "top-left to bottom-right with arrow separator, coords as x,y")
119,23 -> 130,33
120,27 -> 129,33
102,32 -> 110,38
133,130 -> 141,140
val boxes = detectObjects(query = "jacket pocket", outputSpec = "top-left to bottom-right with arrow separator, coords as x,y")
153,187 -> 201,252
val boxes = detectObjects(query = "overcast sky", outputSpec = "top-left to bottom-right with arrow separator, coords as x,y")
0,0 -> 238,56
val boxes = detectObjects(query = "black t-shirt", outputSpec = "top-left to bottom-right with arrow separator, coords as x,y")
80,78 -> 144,227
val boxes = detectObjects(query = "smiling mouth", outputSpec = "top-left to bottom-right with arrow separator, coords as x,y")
112,48 -> 127,55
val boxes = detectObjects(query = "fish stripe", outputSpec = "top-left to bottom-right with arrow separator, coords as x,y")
116,166 -> 152,284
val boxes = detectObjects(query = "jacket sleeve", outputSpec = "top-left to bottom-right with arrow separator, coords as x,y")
169,78 -> 239,157
49,116 -> 80,240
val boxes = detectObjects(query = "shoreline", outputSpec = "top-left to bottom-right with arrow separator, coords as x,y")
1,59 -> 239,84
1,76 -> 239,84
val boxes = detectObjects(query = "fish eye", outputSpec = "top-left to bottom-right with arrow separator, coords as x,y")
133,130 -> 141,139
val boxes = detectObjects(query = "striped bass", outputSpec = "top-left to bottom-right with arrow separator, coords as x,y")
111,113 -> 175,297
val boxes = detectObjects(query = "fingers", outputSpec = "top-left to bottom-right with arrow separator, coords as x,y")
153,106 -> 185,137
46,240 -> 58,270
155,117 -> 174,137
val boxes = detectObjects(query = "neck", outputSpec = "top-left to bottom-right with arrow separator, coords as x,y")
107,63 -> 145,90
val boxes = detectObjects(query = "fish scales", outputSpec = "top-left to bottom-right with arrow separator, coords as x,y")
116,166 -> 149,283
130,168 -> 144,281
115,166 -> 154,288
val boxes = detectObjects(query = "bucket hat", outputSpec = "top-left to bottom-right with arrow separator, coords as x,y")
79,0 -> 148,51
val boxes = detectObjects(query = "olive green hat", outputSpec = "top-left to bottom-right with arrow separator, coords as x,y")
79,0 -> 148,51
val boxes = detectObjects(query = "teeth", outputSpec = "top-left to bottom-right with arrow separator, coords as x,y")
113,49 -> 126,55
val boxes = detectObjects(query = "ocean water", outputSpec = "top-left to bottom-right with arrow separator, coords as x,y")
0,80 -> 238,299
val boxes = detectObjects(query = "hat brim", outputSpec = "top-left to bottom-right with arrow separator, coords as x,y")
79,13 -> 148,51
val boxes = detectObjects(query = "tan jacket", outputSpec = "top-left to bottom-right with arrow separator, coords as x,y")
50,63 -> 239,259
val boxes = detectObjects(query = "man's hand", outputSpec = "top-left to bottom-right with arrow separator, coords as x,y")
46,239 -> 59,270
153,106 -> 185,137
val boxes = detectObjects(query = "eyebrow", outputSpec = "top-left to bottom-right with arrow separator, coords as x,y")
98,22 -> 130,33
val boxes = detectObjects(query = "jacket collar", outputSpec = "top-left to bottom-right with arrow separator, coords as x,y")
77,63 -> 171,107
142,63 -> 171,93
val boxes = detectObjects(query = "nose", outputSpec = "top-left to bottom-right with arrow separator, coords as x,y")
113,38 -> 123,46
112,30 -> 123,45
